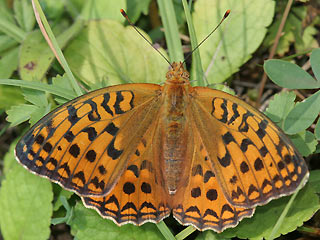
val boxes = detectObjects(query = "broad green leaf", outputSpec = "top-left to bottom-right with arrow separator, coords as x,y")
70,203 -> 163,240
19,20 -> 84,81
284,91 -> 320,134
310,48 -> 320,82
126,0 -> 152,23
81,0 -> 126,22
192,0 -> 275,84
0,47 -> 19,78
64,20 -> 168,86
0,154 -> 53,240
220,183 -> 319,239
290,131 -> 317,157
19,30 -> 57,81
265,59 -> 320,89
264,91 -> 296,128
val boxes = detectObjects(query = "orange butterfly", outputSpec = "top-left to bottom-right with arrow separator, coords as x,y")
15,60 -> 308,231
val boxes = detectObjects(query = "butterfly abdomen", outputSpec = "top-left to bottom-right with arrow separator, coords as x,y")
161,78 -> 191,195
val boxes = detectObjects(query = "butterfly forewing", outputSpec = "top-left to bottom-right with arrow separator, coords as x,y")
15,84 -> 162,196
191,87 -> 309,208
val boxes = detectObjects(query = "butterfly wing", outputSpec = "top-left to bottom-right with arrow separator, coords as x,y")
172,116 -> 254,231
189,87 -> 309,208
82,116 -> 171,225
15,84 -> 163,197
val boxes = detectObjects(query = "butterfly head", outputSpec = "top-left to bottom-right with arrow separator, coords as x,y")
165,62 -> 190,84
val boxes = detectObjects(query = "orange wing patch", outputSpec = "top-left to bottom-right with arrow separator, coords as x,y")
191,87 -> 309,208
173,125 -> 254,232
83,117 -> 170,225
15,84 -> 162,196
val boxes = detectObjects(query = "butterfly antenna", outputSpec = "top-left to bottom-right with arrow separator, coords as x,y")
120,9 -> 172,67
182,10 -> 230,65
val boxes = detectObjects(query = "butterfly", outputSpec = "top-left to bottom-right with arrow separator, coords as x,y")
15,60 -> 309,232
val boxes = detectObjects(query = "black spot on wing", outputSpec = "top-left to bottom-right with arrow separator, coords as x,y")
107,138 -> 123,160
104,122 -> 119,136
67,105 -> 80,124
101,93 -> 114,116
82,127 -> 98,141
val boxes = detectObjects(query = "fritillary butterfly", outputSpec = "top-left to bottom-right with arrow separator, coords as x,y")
15,61 -> 308,232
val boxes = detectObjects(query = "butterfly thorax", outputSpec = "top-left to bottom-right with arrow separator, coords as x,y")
160,62 -> 192,195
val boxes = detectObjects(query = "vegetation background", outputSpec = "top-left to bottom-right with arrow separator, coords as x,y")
0,0 -> 320,239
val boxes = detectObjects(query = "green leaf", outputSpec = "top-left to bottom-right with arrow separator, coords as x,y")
13,0 -> 35,32
220,183 -> 319,239
22,88 -> 48,107
209,83 -> 235,95
289,131 -> 317,157
53,189 -> 74,211
263,6 -> 307,56
64,20 -> 168,86
40,0 -> 66,20
0,46 -> 19,78
310,48 -> 320,82
2,138 -> 18,176
19,30 -> 55,81
0,34 -> 18,53
0,85 -> 24,109
5,101 -> 51,127
284,91 -> 320,134
126,0 -> 152,23
0,154 -> 53,240
70,203 -> 163,240
308,170 -> 320,194
19,19 -> 84,82
264,91 -> 296,128
0,79 -> 76,100
264,59 -> 320,89
192,0 -> 275,84
81,0 -> 126,22
6,104 -> 39,127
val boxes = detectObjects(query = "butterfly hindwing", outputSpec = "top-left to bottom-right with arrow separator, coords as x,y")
191,87 -> 309,208
83,114 -> 171,225
15,84 -> 162,196
172,119 -> 254,231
